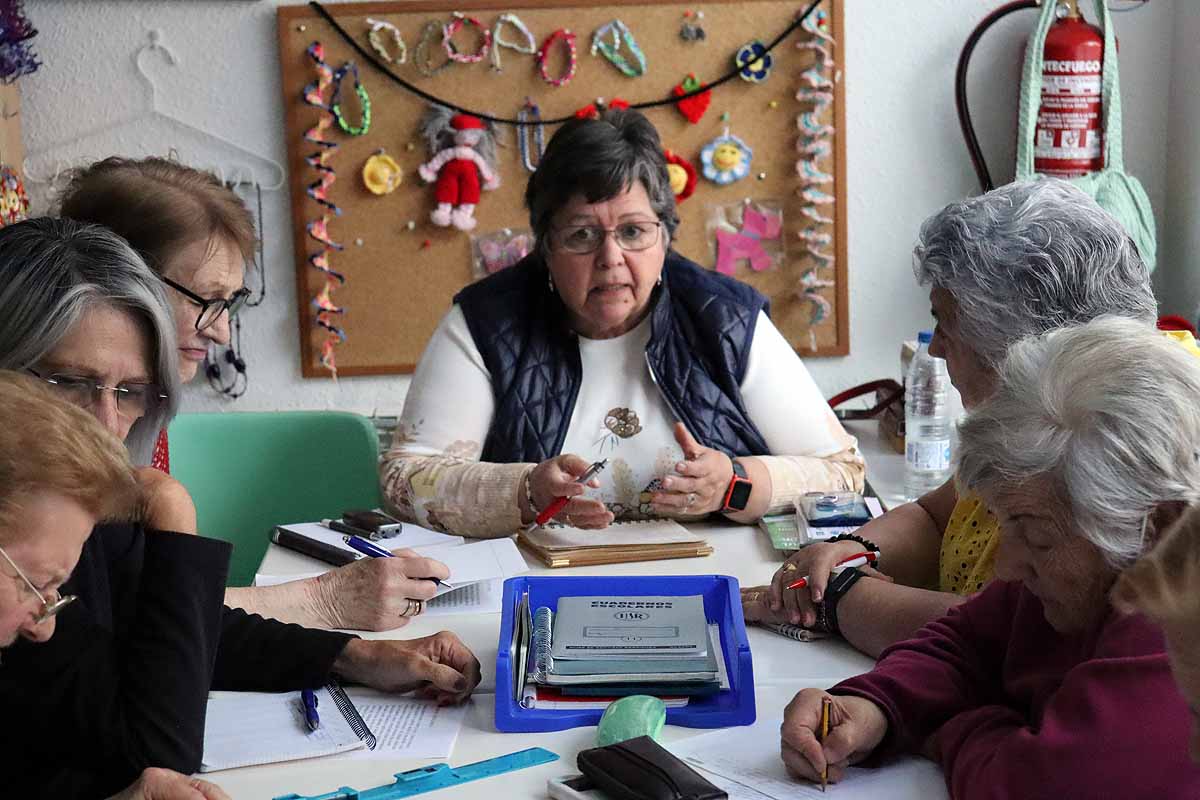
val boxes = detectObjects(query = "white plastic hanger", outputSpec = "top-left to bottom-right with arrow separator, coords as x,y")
24,30 -> 285,190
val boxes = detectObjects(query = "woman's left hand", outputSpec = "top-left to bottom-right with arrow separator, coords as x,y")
650,423 -> 734,515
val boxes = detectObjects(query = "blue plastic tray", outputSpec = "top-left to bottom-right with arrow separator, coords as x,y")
494,574 -> 755,732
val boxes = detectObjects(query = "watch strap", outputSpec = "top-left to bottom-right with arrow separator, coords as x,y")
816,566 -> 865,636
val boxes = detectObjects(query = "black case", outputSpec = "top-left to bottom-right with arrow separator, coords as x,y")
575,736 -> 727,800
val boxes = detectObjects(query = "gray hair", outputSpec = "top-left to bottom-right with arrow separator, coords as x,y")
913,178 -> 1156,367
957,316 -> 1200,567
525,108 -> 679,255
0,218 -> 181,464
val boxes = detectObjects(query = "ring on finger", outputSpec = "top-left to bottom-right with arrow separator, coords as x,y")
400,598 -> 422,618
686,492 -> 697,507
782,563 -> 798,573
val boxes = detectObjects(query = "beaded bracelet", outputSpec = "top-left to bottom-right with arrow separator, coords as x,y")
491,13 -> 536,72
524,469 -> 543,517
330,62 -> 371,137
366,18 -> 406,64
442,12 -> 491,64
516,99 -> 545,172
590,20 -> 647,78
415,20 -> 452,77
536,29 -> 577,87
826,532 -> 881,570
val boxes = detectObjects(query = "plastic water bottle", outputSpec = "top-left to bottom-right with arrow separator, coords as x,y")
904,331 -> 953,501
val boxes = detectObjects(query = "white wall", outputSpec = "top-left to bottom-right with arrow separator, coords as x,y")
20,0 -> 1185,415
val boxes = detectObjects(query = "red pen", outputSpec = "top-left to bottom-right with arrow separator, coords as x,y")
526,459 -> 608,532
785,551 -> 877,591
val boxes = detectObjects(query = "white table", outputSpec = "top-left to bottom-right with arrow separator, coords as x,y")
210,437 -> 905,799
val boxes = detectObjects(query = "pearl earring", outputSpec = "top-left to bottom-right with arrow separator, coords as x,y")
547,272 -> 556,293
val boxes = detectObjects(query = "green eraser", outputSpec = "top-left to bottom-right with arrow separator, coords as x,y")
596,695 -> 667,747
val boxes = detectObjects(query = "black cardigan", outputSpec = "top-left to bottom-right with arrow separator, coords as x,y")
0,523 -> 353,799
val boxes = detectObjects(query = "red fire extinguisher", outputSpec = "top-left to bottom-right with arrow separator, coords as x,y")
955,0 -> 1119,191
1033,0 -> 1105,177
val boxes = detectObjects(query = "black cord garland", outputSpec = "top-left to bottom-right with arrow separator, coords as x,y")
307,0 -> 822,126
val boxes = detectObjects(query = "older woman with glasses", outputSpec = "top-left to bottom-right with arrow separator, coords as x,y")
0,219 -> 481,800
382,109 -> 863,537
0,371 -> 230,800
778,318 -> 1200,797
59,156 -> 452,633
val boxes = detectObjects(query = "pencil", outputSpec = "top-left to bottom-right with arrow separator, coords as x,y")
819,696 -> 831,793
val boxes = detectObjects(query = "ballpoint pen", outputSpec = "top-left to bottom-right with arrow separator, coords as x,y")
785,551 -> 878,591
525,459 -> 608,532
301,688 -> 320,732
341,533 -> 450,588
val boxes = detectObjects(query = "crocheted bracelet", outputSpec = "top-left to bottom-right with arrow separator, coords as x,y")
330,62 -> 371,136
366,18 -> 405,64
415,20 -> 452,77
516,99 -> 545,172
442,12 -> 491,64
536,29 -> 577,87
591,20 -> 647,78
491,13 -> 536,72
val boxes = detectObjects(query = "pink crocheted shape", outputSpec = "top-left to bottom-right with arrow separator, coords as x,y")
714,207 -> 782,275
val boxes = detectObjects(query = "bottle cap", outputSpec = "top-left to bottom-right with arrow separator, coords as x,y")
917,330 -> 933,344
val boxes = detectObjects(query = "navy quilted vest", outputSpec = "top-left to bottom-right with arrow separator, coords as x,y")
454,251 -> 771,463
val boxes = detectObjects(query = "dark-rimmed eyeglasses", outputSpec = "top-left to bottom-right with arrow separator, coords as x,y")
161,277 -> 251,333
28,370 -> 168,419
551,221 -> 663,255
0,545 -> 76,625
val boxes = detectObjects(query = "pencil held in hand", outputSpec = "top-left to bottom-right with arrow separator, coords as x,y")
819,696 -> 831,792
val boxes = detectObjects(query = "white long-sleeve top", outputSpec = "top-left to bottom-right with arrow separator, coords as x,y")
381,305 -> 864,537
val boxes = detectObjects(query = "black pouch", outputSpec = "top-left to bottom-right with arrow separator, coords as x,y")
574,736 -> 727,800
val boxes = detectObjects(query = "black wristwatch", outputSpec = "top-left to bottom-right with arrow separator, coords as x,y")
721,457 -> 753,513
815,566 -> 866,636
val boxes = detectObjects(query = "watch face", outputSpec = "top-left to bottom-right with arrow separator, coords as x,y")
727,478 -> 753,512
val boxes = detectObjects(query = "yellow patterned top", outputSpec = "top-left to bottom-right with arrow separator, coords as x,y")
938,491 -> 999,595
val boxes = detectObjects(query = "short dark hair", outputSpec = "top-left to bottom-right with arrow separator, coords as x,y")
525,109 -> 679,252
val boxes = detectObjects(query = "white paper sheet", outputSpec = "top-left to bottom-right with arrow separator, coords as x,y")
418,538 -> 526,593
424,578 -> 504,615
671,716 -> 948,800
342,690 -> 468,759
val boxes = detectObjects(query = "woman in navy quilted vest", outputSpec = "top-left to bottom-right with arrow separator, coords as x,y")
382,109 -> 864,537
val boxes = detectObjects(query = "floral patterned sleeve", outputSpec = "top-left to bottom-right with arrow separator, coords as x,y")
740,312 -> 866,512
379,305 -> 530,538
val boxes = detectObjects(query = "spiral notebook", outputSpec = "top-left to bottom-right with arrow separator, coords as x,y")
517,519 -> 711,568
200,682 -> 375,772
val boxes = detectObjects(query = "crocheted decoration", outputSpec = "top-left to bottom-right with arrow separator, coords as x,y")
301,42 -> 346,376
590,20 -> 647,78
366,18 -> 405,64
679,9 -> 705,43
709,200 -> 784,275
573,97 -> 629,120
471,227 -> 533,279
0,163 -> 28,226
491,13 -> 536,72
536,29 -> 577,87
735,40 -> 772,83
0,1 -> 38,84
664,149 -> 697,203
417,106 -> 500,231
415,20 -> 452,76
442,12 -> 491,64
362,151 -> 401,195
516,99 -> 545,172
672,73 -> 711,124
330,62 -> 371,136
700,129 -> 752,185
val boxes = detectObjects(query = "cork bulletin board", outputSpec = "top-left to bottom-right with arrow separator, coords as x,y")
277,0 -> 847,377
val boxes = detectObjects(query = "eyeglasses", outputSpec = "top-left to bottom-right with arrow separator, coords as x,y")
161,276 -> 251,333
551,221 -> 663,255
0,545 -> 77,625
28,370 -> 168,419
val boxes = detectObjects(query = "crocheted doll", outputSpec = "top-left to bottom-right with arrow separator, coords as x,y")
417,106 -> 500,231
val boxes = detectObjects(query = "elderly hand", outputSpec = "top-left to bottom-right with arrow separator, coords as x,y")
741,585 -> 792,625
526,454 -> 613,529
780,689 -> 888,786
766,539 -> 874,628
312,549 -> 450,631
107,768 -> 230,800
333,632 -> 482,705
135,467 -> 198,534
650,423 -> 734,516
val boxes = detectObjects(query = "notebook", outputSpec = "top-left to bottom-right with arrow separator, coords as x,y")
517,519 -> 712,568
201,683 -> 374,772
552,595 -> 709,659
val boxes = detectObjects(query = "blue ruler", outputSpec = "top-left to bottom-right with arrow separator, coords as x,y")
272,747 -> 559,800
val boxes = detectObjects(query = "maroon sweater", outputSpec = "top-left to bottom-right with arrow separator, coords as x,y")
834,580 -> 1200,800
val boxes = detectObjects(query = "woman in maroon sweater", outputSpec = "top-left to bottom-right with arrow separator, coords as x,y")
780,317 -> 1200,798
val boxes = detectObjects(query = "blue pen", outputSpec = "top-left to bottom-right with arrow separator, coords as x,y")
300,688 -> 320,732
342,534 -> 450,588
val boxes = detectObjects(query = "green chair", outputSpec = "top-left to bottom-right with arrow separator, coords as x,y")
168,411 -> 384,587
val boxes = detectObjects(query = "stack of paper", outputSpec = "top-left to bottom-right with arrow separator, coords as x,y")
518,519 -> 712,567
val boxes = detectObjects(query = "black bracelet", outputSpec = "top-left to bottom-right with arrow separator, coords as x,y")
816,566 -> 866,636
827,532 -> 881,570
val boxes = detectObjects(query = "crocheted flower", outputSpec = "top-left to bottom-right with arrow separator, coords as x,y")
700,134 -> 752,185
735,40 -> 772,83
664,149 -> 698,202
